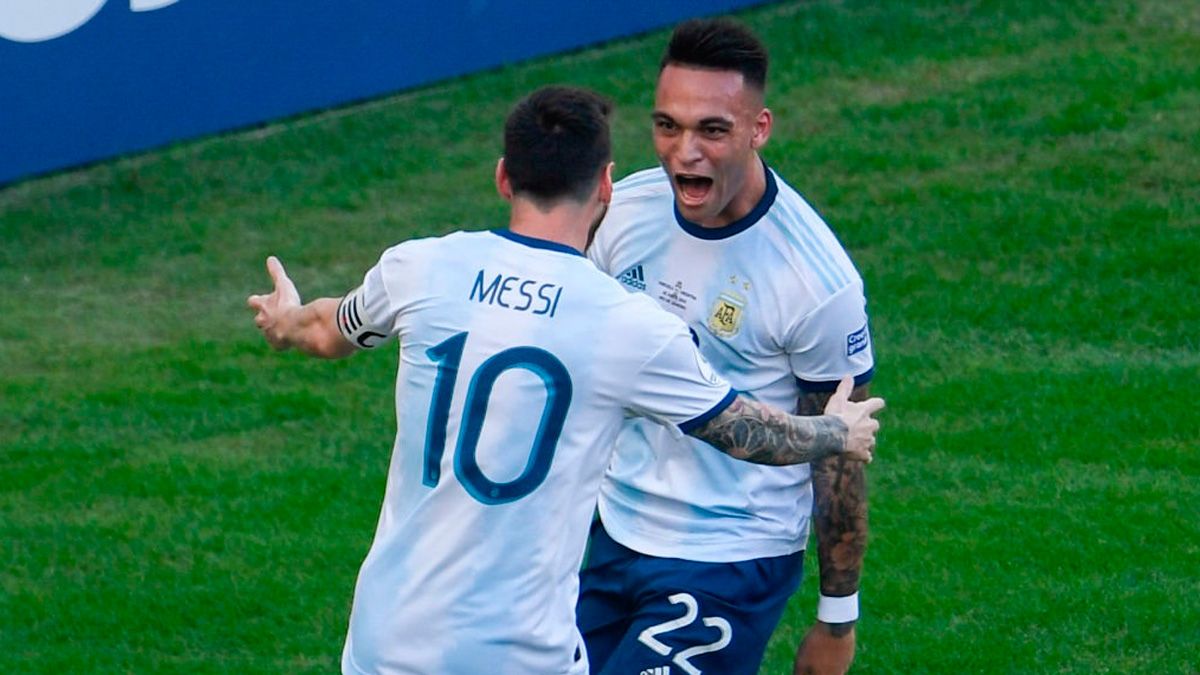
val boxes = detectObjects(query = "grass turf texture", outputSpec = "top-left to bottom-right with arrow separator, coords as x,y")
2,0 -> 1197,672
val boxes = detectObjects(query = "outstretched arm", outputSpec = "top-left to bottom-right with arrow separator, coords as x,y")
793,381 -> 872,675
689,377 -> 882,466
246,256 -> 356,359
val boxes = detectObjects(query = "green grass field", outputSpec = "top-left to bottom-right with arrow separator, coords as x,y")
2,0 -> 1197,672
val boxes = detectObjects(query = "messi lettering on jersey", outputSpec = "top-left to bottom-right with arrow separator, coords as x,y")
470,269 -> 564,317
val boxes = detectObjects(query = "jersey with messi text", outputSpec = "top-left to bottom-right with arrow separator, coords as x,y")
336,229 -> 735,674
587,165 -> 875,563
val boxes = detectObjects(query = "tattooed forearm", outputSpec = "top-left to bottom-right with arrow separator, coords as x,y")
812,454 -> 867,597
803,385 -> 871,605
689,395 -> 848,465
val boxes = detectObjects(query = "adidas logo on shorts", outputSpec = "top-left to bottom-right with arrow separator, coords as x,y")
639,666 -> 671,675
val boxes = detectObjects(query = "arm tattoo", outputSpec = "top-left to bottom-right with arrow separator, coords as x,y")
689,395 -> 848,465
803,384 -> 871,612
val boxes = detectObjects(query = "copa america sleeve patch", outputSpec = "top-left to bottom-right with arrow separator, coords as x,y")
846,324 -> 870,356
337,287 -> 388,349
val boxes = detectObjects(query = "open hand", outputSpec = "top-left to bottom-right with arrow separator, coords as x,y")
823,376 -> 885,463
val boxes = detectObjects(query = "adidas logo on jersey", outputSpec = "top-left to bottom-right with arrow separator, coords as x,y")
618,264 -> 646,290
639,667 -> 671,675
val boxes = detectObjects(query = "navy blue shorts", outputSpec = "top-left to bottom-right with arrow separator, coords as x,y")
576,522 -> 804,675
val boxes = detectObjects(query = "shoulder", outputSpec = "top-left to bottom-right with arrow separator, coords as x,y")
613,292 -> 696,359
765,170 -> 832,238
761,169 -> 864,296
591,168 -> 673,268
609,168 -> 673,223
378,229 -> 479,264
579,262 -> 656,315
613,166 -> 672,200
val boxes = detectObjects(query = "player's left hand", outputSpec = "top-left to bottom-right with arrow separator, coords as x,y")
247,255 -> 301,350
792,621 -> 856,675
824,376 -> 884,463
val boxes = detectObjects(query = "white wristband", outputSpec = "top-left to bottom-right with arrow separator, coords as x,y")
817,592 -> 859,623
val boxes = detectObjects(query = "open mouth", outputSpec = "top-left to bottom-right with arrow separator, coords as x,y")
675,174 -> 713,205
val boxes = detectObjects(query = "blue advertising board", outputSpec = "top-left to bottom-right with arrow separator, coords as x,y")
0,0 -> 770,185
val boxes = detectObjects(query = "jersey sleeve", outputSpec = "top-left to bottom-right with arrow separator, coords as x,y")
786,280 -> 875,392
624,297 -> 737,435
336,243 -> 412,349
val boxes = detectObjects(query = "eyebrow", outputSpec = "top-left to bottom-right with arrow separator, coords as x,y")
651,112 -> 734,127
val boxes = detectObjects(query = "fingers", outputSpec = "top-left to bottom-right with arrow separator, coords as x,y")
833,375 -> 853,401
859,396 -> 886,416
246,298 -> 270,328
266,255 -> 288,287
824,376 -> 853,414
844,401 -> 881,464
247,256 -> 284,311
848,446 -> 873,464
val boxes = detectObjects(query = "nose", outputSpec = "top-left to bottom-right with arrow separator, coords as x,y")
674,130 -> 703,167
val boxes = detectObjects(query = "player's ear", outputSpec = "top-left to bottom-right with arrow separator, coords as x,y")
597,161 -> 614,205
495,157 -> 514,202
751,107 -> 772,150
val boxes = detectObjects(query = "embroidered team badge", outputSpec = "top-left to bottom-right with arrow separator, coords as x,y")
707,291 -> 746,338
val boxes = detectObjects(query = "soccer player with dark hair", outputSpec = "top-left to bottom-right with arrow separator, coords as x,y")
248,84 -> 883,674
577,18 -> 877,675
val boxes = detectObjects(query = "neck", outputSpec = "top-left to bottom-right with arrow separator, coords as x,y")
507,197 -> 594,253
711,155 -> 767,228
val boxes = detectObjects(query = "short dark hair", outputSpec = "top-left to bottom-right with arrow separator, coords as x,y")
503,85 -> 613,204
661,18 -> 768,91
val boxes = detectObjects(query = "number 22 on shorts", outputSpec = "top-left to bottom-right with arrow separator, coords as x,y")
637,593 -> 732,675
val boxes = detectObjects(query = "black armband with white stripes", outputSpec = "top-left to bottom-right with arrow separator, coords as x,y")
337,287 -> 388,349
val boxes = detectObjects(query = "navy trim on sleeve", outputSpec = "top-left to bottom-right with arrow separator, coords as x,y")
678,387 -> 738,434
492,229 -> 584,257
796,367 -> 875,393
674,159 -> 778,241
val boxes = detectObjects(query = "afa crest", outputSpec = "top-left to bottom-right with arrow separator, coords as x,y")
707,291 -> 746,338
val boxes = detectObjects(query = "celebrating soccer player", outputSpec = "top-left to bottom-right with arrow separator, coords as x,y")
577,19 -> 877,675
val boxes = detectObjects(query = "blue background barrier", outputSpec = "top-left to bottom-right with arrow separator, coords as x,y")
0,0 -> 770,185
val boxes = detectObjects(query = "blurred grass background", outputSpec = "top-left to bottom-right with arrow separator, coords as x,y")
1,0 -> 1197,672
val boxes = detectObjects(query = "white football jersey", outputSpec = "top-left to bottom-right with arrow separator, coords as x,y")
587,165 -> 875,563
335,229 -> 734,675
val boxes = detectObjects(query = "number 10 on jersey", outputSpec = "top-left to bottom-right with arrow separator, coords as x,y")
422,331 -> 573,505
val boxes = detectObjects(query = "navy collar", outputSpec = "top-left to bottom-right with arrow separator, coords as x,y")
673,158 -> 778,241
492,229 -> 584,257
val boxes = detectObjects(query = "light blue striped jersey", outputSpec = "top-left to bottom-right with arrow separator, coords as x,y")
587,165 -> 875,563
335,229 -> 734,674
